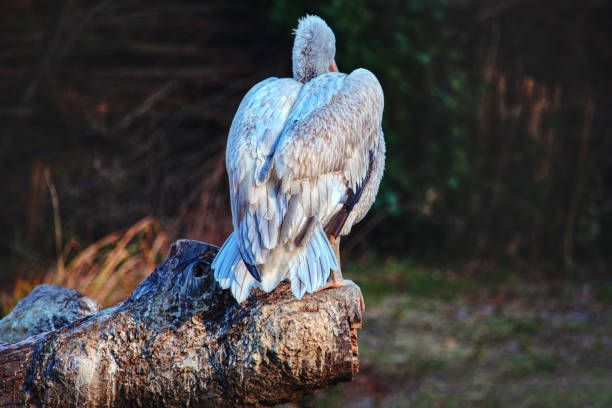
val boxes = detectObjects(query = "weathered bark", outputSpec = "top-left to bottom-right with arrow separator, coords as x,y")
0,240 -> 363,407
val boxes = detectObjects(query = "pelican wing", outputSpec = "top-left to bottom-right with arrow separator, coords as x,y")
274,68 -> 383,193
272,69 -> 384,241
226,77 -> 302,266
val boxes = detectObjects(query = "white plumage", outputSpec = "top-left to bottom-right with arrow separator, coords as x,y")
212,15 -> 385,303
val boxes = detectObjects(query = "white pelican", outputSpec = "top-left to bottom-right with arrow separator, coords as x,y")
212,15 -> 385,305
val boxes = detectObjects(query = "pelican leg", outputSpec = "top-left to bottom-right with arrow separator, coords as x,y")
329,234 -> 343,284
316,235 -> 365,312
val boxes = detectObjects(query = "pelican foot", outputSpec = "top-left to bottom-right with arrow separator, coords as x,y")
316,278 -> 365,312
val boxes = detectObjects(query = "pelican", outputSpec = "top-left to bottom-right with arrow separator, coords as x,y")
212,15 -> 385,305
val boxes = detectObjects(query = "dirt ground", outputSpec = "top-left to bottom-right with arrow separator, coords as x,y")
283,260 -> 612,407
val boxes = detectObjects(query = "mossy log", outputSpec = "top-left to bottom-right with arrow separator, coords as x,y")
0,240 -> 363,407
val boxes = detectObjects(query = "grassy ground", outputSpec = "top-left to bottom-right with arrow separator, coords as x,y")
286,259 -> 612,407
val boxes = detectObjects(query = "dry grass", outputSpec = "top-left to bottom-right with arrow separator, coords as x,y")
1,217 -> 168,314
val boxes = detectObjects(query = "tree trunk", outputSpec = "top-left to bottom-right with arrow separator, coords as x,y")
0,240 -> 363,407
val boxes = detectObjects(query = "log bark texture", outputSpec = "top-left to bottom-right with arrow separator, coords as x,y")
0,240 -> 363,407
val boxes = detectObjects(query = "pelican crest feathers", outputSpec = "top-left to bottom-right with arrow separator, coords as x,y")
292,15 -> 336,83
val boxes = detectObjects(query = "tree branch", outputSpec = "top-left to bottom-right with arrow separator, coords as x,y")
0,240 -> 363,407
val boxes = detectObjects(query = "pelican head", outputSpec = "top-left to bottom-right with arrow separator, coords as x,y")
292,15 -> 338,84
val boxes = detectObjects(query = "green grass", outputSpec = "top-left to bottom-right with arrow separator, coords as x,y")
348,257 -> 472,304
281,260 -> 612,408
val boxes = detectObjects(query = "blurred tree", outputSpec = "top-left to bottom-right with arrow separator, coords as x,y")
1,0 -> 610,288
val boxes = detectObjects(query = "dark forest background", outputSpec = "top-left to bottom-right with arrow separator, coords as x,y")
2,0 -> 611,297
2,1 -> 612,405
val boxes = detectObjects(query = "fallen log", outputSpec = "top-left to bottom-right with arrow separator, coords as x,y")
0,239 -> 363,407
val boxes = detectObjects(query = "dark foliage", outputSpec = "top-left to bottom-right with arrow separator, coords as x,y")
271,0 -> 612,270
1,0 -> 611,285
